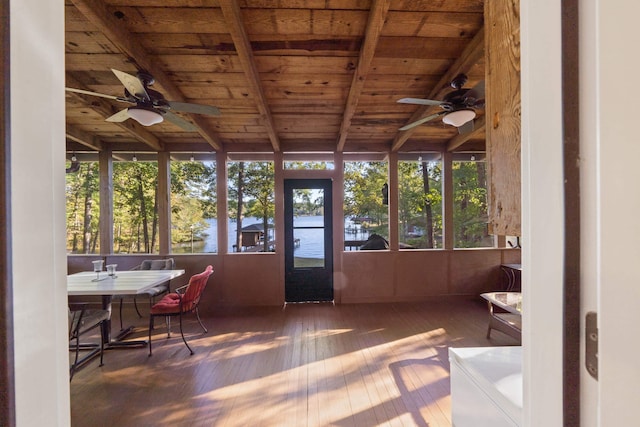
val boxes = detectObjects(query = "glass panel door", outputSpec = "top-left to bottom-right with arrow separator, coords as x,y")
284,179 -> 333,302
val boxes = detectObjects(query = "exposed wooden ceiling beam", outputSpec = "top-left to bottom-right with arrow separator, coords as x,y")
392,27 -> 485,152
336,0 -> 391,152
69,0 -> 222,151
66,124 -> 103,151
65,75 -> 164,151
447,115 -> 486,151
218,0 -> 280,152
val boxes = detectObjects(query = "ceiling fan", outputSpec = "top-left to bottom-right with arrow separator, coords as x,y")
65,69 -> 221,130
397,73 -> 485,134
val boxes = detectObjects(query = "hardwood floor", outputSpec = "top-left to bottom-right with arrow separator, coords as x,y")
70,297 -> 519,427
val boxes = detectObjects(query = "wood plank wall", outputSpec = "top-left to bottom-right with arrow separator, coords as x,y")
68,248 -> 521,311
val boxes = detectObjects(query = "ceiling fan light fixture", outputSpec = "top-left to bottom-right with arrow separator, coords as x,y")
442,109 -> 476,127
128,107 -> 163,126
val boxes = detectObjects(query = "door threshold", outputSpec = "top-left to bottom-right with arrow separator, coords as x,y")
283,300 -> 335,308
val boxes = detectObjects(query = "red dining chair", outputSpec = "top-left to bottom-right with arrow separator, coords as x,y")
148,265 -> 214,356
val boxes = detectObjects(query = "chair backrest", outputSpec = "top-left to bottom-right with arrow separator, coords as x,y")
135,258 -> 175,271
181,265 -> 214,312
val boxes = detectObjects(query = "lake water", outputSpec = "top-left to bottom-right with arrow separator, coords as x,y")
199,216 -> 370,257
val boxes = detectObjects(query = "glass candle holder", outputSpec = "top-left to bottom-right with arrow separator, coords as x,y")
106,264 -> 117,277
92,260 -> 104,281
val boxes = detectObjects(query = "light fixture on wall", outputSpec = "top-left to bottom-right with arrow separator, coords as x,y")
442,109 -> 476,127
132,153 -> 138,162
66,152 -> 80,174
127,107 -> 164,126
381,183 -> 389,205
190,154 -> 195,162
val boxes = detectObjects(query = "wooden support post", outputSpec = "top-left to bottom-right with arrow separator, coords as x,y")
157,151 -> 171,254
443,151 -> 454,250
99,147 -> 113,254
485,0 -> 522,236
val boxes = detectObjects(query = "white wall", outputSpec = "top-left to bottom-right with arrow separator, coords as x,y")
520,1 -> 565,426
579,0 -> 599,425
523,1 -> 640,425
10,0 -> 69,425
592,1 -> 640,425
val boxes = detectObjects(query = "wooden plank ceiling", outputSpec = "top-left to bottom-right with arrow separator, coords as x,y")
65,0 -> 486,155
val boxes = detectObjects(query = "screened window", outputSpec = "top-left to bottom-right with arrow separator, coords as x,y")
453,156 -> 491,248
227,160 -> 275,253
343,159 -> 389,250
398,153 -> 443,249
170,154 -> 217,254
65,156 -> 100,254
112,155 -> 159,254
284,161 -> 334,170
283,153 -> 334,170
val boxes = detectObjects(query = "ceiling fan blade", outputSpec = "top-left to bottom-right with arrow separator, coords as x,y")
65,87 -> 132,103
105,109 -> 131,123
457,119 -> 475,134
399,112 -> 443,131
111,69 -> 150,101
167,101 -> 221,116
163,111 -> 198,131
397,97 -> 442,106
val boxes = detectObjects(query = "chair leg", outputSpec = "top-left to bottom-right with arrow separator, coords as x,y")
165,316 -> 172,338
195,308 -> 208,333
178,311 -> 194,355
133,297 -> 143,318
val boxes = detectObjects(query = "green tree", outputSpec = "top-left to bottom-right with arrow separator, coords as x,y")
66,158 -> 217,254
227,161 -> 245,251
65,162 -> 100,253
293,189 -> 323,215
228,161 -> 275,252
113,161 -> 159,253
170,161 -> 216,251
344,161 -> 389,238
453,161 -> 489,247
244,162 -> 274,218
398,160 -> 442,248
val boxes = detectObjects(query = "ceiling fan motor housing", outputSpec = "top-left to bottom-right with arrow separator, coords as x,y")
136,70 -> 156,87
450,73 -> 468,90
441,89 -> 471,111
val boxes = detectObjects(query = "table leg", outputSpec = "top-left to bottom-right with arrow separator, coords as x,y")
101,295 -> 148,349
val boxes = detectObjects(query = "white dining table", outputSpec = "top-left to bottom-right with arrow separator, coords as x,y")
67,269 -> 185,347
